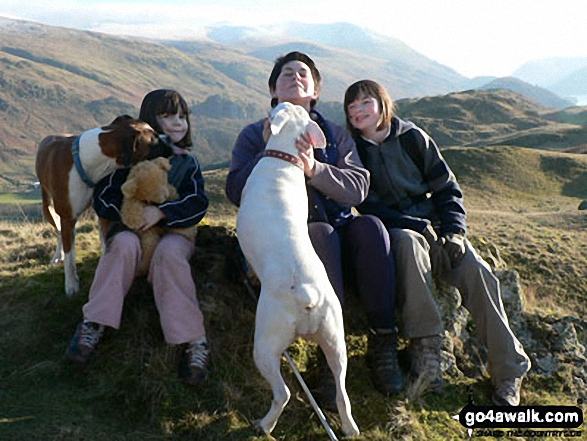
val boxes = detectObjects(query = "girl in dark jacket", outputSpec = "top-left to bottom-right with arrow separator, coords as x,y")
66,90 -> 211,386
344,79 -> 530,406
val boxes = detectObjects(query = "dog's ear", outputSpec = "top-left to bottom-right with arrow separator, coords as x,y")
305,120 -> 327,149
270,110 -> 290,136
102,114 -> 135,130
120,136 -> 136,166
111,115 -> 134,126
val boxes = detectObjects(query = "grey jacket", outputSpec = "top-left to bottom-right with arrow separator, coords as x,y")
355,116 -> 466,235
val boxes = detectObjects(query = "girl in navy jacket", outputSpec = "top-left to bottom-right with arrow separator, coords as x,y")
66,90 -> 211,387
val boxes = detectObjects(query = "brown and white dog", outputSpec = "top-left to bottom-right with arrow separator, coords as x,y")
35,115 -> 173,297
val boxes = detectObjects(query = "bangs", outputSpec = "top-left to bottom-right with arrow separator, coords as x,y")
157,93 -> 188,116
344,82 -> 379,107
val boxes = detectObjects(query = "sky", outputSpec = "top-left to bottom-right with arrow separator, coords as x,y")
1,0 -> 587,78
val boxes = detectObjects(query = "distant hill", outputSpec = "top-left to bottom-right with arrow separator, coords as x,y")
392,89 -> 587,149
204,22 -> 466,99
1,16 -> 586,192
474,77 -> 574,109
0,16 -> 467,178
513,57 -> 587,104
0,17 -> 269,170
456,76 -> 573,109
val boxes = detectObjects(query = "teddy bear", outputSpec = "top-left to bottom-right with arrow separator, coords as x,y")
120,157 -> 197,275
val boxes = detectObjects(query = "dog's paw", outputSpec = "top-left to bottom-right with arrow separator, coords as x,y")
252,420 -> 276,439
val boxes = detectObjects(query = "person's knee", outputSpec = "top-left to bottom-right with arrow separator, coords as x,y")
308,221 -> 339,255
350,215 -> 386,237
392,229 -> 427,254
152,234 -> 189,263
109,231 -> 140,257
456,245 -> 494,276
346,215 -> 390,251
308,221 -> 334,241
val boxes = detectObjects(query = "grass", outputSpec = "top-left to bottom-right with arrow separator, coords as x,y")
1,147 -> 586,440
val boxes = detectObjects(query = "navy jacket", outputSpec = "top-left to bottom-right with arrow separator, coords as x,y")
94,152 -> 208,229
355,116 -> 466,235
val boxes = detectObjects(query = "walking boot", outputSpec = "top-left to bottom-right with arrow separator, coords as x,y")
410,335 -> 443,392
366,328 -> 404,396
492,376 -> 524,406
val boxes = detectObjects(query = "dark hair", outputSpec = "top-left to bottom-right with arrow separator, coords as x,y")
268,51 -> 322,108
344,80 -> 396,138
139,89 -> 193,148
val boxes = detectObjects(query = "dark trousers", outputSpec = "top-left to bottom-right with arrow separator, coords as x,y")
308,215 -> 397,330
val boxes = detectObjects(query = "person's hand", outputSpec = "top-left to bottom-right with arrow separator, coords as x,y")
262,117 -> 271,145
295,131 -> 316,178
138,206 -> 166,232
443,233 -> 466,268
421,224 -> 451,277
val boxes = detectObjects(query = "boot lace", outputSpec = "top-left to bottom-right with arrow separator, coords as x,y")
186,338 -> 210,369
80,322 -> 103,348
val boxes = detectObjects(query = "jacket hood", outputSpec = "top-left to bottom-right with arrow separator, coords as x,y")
391,116 -> 418,138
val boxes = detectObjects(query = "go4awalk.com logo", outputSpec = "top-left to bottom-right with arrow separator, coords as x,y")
453,399 -> 584,438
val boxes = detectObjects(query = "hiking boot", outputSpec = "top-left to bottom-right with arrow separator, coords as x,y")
410,335 -> 443,392
65,321 -> 104,364
179,337 -> 210,386
366,328 -> 404,396
310,351 -> 338,412
492,376 -> 523,406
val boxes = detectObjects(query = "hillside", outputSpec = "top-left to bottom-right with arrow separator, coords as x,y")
3,16 -> 587,193
0,16 -> 465,174
0,146 -> 586,440
394,89 -> 587,149
317,88 -> 587,151
0,17 -> 270,171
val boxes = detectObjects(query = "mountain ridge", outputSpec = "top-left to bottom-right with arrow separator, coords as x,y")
0,16 -> 585,191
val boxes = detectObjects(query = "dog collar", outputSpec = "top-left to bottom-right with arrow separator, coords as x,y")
264,149 -> 304,170
71,136 -> 95,188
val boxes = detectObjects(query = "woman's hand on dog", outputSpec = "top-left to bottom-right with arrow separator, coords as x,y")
295,131 -> 316,178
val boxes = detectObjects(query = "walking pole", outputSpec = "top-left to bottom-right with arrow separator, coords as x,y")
240,275 -> 339,441
283,351 -> 338,441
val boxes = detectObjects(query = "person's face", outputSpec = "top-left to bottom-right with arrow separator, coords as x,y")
271,60 -> 319,109
347,93 -> 381,132
156,110 -> 188,144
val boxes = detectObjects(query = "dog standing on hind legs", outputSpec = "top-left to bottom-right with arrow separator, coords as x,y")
236,102 -> 359,437
35,115 -> 173,297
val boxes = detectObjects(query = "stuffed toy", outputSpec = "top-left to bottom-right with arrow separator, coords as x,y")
120,157 -> 197,275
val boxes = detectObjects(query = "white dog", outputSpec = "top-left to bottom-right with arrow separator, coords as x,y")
237,102 -> 360,437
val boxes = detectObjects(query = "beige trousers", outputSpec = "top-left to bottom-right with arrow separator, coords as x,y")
390,228 -> 530,381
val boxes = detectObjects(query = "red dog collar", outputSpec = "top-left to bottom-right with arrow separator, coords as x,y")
264,149 -> 304,170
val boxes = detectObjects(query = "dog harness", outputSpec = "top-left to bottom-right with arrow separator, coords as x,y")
264,149 -> 304,170
72,136 -> 95,188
